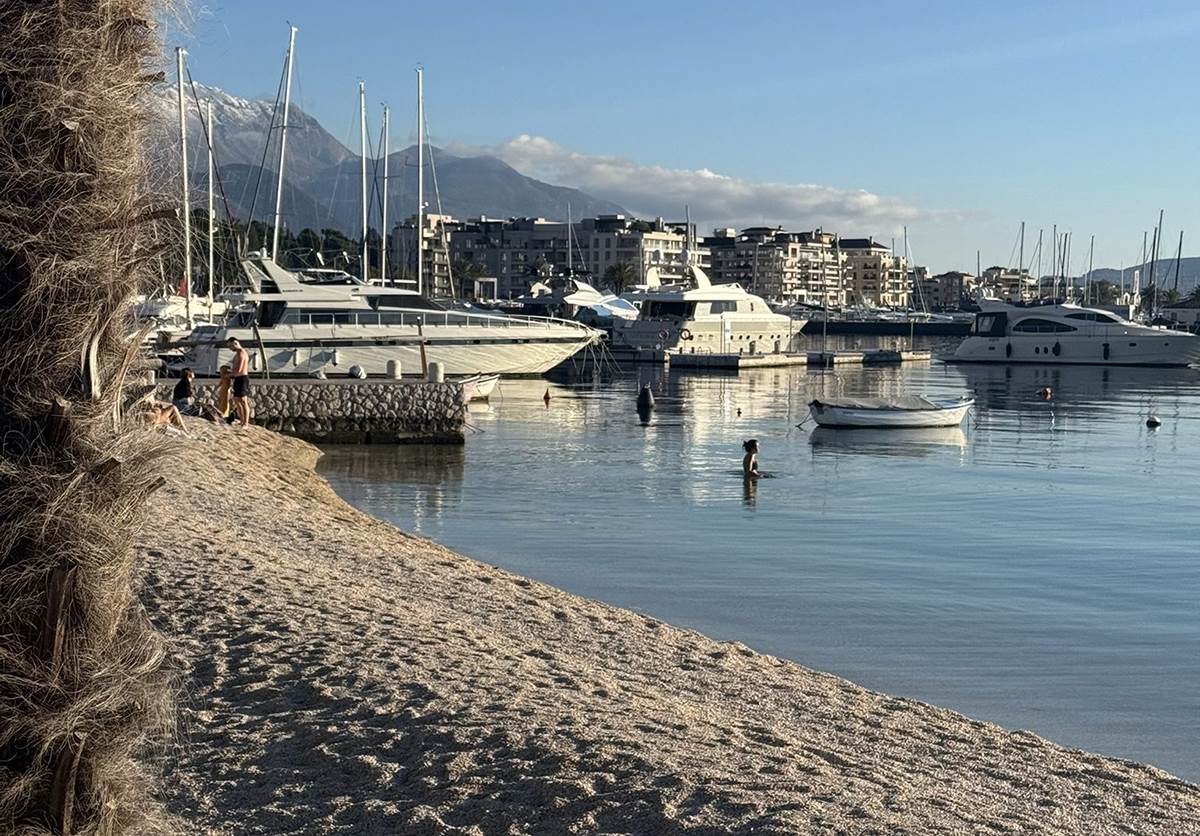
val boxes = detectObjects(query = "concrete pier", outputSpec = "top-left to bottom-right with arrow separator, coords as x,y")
603,348 -> 933,371
157,378 -> 466,444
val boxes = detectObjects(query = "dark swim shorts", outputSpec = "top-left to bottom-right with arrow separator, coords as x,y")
232,375 -> 250,398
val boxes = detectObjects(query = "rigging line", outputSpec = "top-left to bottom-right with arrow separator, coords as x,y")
242,50 -> 288,238
422,108 -> 453,297
184,70 -> 237,229
323,105 -> 359,231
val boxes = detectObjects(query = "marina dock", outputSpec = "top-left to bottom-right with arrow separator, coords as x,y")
597,347 -> 932,370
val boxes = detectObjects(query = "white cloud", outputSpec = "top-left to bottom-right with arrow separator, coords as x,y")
462,134 -> 937,236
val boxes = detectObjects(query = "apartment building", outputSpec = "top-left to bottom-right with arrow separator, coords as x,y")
705,227 -> 848,306
980,266 -> 1036,302
449,215 -> 701,298
390,213 -> 457,297
839,237 -> 909,308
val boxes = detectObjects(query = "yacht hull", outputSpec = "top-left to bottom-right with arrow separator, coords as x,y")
951,334 -> 1200,367
167,325 -> 598,377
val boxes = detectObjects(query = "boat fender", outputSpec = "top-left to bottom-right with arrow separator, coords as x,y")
1005,342 -> 1012,358
1052,342 -> 1061,356
658,329 -> 670,341
1039,387 -> 1053,401
680,328 -> 693,341
1102,342 -> 1110,360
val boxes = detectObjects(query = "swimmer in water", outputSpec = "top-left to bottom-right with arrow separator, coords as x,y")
742,439 -> 761,478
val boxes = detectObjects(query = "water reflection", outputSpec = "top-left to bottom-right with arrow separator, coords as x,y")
319,350 -> 1200,779
808,426 -> 967,459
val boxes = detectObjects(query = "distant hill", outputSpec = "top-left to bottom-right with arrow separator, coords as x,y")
147,83 -> 627,235
1087,258 -> 1200,293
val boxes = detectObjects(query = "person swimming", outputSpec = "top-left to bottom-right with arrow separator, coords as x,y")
742,439 -> 761,478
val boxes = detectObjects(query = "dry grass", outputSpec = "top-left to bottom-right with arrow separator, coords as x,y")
0,2 -> 176,834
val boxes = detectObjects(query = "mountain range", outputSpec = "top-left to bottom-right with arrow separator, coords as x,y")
147,83 -> 626,236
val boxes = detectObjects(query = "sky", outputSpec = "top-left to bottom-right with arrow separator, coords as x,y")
167,0 -> 1200,273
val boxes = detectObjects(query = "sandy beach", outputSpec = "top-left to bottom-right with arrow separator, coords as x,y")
139,422 -> 1200,835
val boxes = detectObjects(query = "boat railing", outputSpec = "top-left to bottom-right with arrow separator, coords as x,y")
282,309 -> 593,331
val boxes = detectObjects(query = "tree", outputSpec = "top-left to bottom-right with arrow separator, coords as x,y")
1139,283 -> 1180,311
1089,280 -> 1119,305
0,1 -> 173,832
604,261 -> 638,295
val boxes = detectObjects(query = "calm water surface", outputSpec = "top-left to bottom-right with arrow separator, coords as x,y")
318,338 -> 1200,780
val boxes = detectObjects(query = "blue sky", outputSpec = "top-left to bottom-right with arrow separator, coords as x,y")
169,1 -> 1200,272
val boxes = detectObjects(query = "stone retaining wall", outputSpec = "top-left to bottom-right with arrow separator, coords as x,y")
157,379 -> 465,444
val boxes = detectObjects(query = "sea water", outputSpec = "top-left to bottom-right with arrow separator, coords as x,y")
319,342 -> 1200,780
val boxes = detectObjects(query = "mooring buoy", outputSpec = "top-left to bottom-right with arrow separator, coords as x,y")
1146,415 -> 1162,428
636,385 -> 655,410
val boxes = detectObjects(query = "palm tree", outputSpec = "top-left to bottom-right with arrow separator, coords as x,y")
0,1 -> 173,832
604,261 -> 638,295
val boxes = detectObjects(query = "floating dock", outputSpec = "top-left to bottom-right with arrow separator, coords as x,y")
640,348 -> 932,371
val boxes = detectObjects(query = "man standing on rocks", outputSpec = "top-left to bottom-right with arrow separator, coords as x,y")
227,337 -> 251,427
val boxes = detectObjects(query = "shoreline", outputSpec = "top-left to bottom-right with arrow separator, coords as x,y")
140,422 -> 1200,834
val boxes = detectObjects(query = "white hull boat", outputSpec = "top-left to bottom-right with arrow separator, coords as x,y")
953,299 -> 1200,367
458,373 -> 500,402
809,396 -> 973,428
164,257 -> 601,378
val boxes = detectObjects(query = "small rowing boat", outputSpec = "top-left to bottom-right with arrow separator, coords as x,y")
459,373 -> 501,403
808,395 -> 973,429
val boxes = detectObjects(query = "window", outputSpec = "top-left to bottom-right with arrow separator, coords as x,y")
709,301 -> 738,314
1066,312 -> 1120,323
1012,318 -> 1076,333
642,301 -> 696,318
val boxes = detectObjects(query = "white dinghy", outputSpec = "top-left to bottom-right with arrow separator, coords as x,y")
459,373 -> 500,403
808,395 -> 973,429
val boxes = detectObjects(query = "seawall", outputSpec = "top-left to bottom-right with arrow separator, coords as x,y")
156,378 -> 465,444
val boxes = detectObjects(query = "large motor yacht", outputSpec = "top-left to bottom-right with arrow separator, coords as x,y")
953,298 -> 1200,366
611,265 -> 801,353
164,255 -> 602,377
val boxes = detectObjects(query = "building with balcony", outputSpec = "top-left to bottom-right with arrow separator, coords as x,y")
839,237 -> 908,308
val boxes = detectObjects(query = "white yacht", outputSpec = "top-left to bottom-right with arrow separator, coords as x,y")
164,255 -> 602,377
612,265 -> 800,352
953,299 -> 1200,366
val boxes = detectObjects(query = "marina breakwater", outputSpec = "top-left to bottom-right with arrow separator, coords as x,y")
155,378 -> 465,443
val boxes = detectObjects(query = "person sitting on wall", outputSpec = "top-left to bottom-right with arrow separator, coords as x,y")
172,367 -> 199,416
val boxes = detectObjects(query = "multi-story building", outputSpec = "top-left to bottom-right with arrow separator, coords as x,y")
924,271 -> 976,310
839,237 -> 908,308
980,266 -> 1036,302
704,227 -> 848,306
390,213 -> 457,297
448,215 -> 701,299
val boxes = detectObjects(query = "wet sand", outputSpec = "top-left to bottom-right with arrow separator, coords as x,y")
140,422 -> 1200,834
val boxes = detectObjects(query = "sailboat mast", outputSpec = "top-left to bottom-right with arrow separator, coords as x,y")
1173,230 -> 1184,293
175,47 -> 192,322
206,98 -> 215,314
566,201 -> 572,279
1086,234 -> 1094,305
1018,221 -> 1025,274
381,104 -> 389,284
359,81 -> 368,283
271,25 -> 297,262
416,67 -> 424,297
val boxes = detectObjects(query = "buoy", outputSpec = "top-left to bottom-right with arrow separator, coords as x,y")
543,388 -> 551,405
1039,387 -> 1053,401
1146,415 -> 1162,428
636,385 -> 655,410
736,408 -> 742,417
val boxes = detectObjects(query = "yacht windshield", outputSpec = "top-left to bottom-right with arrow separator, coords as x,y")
642,301 -> 696,319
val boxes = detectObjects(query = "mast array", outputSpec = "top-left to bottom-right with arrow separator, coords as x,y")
359,81 -> 368,283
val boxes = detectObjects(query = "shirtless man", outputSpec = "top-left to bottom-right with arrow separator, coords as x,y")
227,337 -> 251,427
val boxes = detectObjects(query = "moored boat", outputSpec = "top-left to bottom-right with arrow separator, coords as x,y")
808,395 -> 973,428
